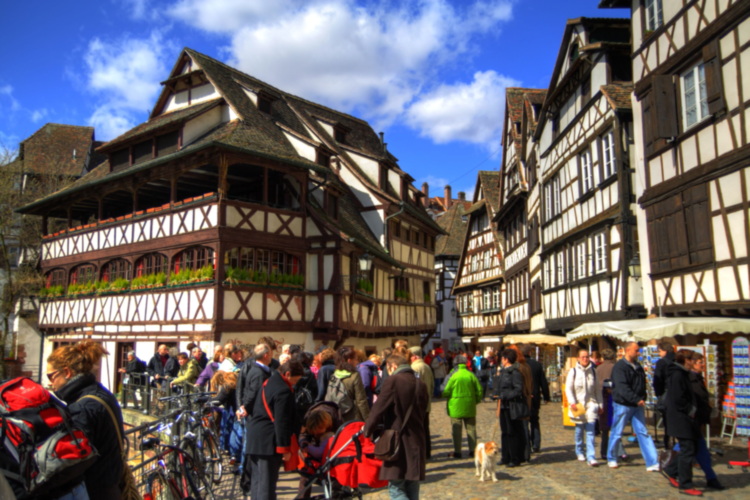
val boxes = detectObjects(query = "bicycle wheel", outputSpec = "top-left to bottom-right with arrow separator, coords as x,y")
201,431 -> 223,484
182,453 -> 216,500
144,470 -> 180,500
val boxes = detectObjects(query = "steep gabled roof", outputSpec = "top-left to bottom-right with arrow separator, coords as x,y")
478,171 -> 500,214
17,123 -> 102,177
600,83 -> 633,110
435,202 -> 468,257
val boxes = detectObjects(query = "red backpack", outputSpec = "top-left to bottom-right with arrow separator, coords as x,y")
0,377 -> 97,499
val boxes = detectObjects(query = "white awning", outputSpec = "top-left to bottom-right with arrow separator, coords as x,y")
566,317 -> 750,343
502,333 -> 569,345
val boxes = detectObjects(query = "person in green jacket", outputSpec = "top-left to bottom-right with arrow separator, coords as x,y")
442,354 -> 483,459
171,352 -> 200,393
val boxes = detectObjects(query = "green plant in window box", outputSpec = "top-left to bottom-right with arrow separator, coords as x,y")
356,278 -> 373,294
423,293 -> 431,303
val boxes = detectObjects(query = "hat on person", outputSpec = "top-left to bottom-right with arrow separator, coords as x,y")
408,346 -> 422,356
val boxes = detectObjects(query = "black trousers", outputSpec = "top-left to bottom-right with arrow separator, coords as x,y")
665,437 -> 696,489
249,453 -> 283,500
425,411 -> 431,458
500,409 -> 526,465
528,403 -> 541,451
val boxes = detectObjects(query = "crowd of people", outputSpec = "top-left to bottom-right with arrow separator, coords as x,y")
41,335 -> 727,499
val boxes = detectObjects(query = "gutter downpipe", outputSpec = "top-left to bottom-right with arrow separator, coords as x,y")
383,202 -> 406,254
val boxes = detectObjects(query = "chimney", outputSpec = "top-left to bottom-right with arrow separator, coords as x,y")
444,185 -> 452,209
422,182 -> 429,208
458,191 -> 466,201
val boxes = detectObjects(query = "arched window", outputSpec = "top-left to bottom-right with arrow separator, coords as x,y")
134,253 -> 168,277
101,259 -> 131,282
174,246 -> 214,272
45,268 -> 66,288
70,264 -> 97,285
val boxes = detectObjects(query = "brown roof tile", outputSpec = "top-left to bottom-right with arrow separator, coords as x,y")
19,124 -> 99,177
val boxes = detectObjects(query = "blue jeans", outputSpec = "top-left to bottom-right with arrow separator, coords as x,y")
575,421 -> 596,461
607,403 -> 658,467
388,479 -> 420,500
673,435 -> 716,480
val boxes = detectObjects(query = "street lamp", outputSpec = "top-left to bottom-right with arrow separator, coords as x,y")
358,252 -> 373,273
628,254 -> 641,280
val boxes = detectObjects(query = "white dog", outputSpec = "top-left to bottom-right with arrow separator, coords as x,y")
474,441 -> 500,482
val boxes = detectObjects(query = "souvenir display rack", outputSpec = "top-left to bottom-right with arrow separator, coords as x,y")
731,337 -> 750,437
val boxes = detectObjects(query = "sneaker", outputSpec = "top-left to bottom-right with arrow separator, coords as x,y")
679,488 -> 702,496
647,464 -> 661,472
577,454 -> 586,461
608,461 -> 619,468
662,470 -> 679,488
588,460 -> 599,467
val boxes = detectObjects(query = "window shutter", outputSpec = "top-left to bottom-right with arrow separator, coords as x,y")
652,75 -> 678,139
703,40 -> 725,116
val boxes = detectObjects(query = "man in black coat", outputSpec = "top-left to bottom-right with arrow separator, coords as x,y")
147,344 -> 177,387
364,354 -> 428,500
247,360 -> 303,500
520,344 -> 550,452
118,351 -> 147,408
237,343 -> 274,494
653,339 -> 676,448
663,350 -> 701,495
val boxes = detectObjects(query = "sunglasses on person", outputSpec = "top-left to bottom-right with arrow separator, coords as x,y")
47,370 -> 62,382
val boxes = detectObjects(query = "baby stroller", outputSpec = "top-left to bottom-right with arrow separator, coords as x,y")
296,408 -> 386,499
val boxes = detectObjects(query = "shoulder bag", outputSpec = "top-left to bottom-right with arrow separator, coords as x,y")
373,376 -> 418,461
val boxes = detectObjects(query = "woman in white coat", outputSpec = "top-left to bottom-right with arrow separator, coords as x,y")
565,349 -> 603,466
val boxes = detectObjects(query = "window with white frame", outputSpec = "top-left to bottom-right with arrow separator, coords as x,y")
482,288 -> 492,311
556,250 -> 565,285
681,62 -> 708,129
593,232 -> 607,273
471,254 -> 479,272
645,0 -> 663,32
601,129 -> 616,179
580,149 -> 594,193
493,286 -> 501,309
575,239 -> 588,280
483,251 -> 491,270
544,174 -> 561,221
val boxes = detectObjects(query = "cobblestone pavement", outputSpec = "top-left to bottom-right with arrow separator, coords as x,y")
206,399 -> 750,499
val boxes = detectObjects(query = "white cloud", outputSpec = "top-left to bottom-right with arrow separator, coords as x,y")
405,70 -> 520,148
0,85 -> 21,112
31,109 -> 49,123
168,0 -> 515,137
124,0 -> 158,21
83,32 -> 175,139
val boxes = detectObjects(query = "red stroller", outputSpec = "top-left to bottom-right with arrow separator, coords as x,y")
296,419 -> 387,499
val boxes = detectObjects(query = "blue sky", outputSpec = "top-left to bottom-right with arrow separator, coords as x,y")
0,0 -> 627,197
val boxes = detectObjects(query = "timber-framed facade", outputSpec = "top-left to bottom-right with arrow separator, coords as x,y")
601,0 -> 750,317
533,17 -> 645,334
20,49 -> 441,383
453,171 -> 505,340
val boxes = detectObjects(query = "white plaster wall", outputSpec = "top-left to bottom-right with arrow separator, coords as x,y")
183,106 -> 223,146
285,133 -> 317,163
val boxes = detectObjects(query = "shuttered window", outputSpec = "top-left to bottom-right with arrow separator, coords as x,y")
646,184 -> 712,274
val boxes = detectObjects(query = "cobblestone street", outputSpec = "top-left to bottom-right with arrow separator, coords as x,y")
207,398 -> 750,499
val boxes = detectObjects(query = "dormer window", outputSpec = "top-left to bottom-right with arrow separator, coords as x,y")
334,125 -> 347,144
258,95 -> 272,114
316,149 -> 331,167
326,192 -> 339,219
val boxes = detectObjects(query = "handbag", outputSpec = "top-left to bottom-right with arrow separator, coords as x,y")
509,398 -> 530,421
373,375 -> 419,461
81,394 -> 140,500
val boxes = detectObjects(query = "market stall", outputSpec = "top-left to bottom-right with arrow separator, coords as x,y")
566,317 -> 750,439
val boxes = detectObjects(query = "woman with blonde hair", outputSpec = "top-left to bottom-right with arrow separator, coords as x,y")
46,340 -> 124,499
211,370 -> 244,464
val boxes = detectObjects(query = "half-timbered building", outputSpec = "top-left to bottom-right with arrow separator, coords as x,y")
600,0 -> 750,317
19,48 -> 441,384
452,171 -> 504,343
495,88 -> 547,335
430,200 -> 469,351
534,17 -> 645,335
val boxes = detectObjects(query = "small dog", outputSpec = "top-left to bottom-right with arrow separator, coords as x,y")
474,441 -> 500,482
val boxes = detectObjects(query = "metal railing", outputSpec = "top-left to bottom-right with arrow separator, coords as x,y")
120,373 -> 202,417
